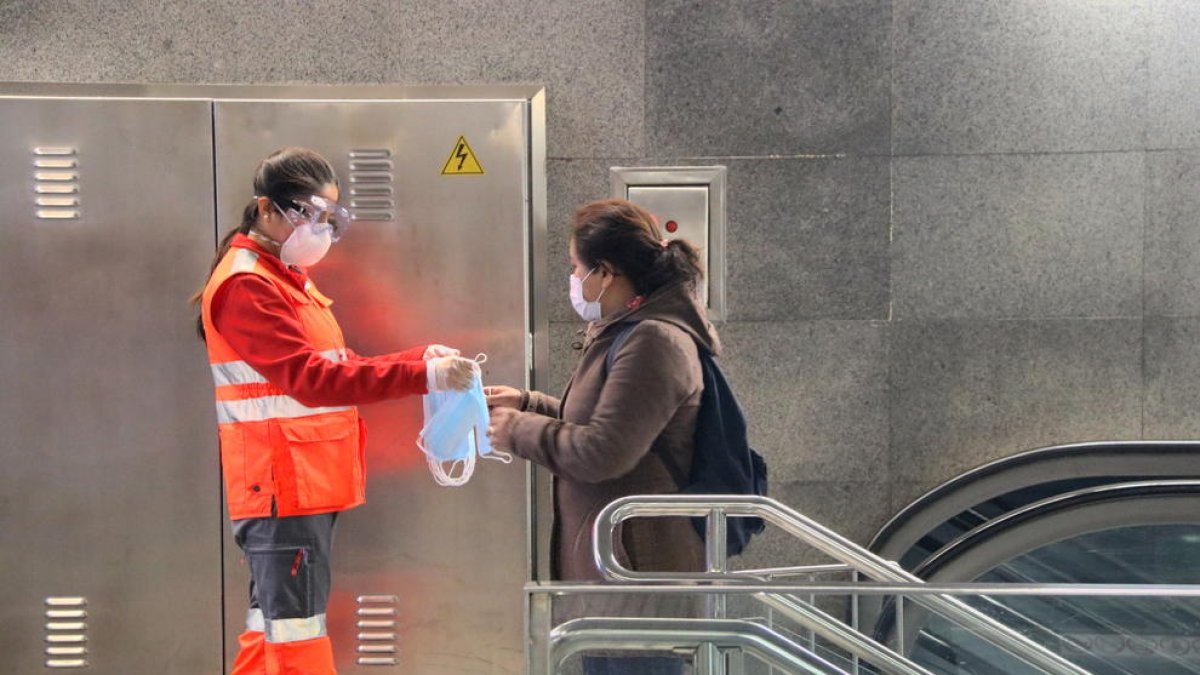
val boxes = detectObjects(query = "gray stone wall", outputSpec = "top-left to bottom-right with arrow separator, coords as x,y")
4,0 -> 1199,567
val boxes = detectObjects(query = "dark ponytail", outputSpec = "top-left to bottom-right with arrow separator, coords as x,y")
571,198 -> 705,297
189,147 -> 338,341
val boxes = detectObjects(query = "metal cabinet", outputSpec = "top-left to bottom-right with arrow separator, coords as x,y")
0,84 -> 546,674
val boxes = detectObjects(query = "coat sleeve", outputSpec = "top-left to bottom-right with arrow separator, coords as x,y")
346,344 -> 428,363
522,390 -> 561,418
211,274 -> 428,406
505,322 -> 700,484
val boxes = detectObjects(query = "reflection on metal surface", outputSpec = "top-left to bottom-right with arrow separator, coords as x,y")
356,595 -> 399,666
32,147 -> 80,220
43,598 -> 88,668
347,148 -> 394,221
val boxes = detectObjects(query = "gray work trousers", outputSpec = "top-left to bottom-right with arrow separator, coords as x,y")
232,512 -> 338,643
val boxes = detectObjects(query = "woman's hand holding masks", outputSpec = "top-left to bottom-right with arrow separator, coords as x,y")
483,385 -> 522,409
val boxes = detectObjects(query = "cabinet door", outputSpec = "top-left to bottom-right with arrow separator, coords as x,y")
0,96 -> 222,673
214,98 -> 530,674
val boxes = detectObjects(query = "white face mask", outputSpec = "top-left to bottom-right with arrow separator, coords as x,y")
279,221 -> 333,268
274,201 -> 334,268
569,267 -> 606,322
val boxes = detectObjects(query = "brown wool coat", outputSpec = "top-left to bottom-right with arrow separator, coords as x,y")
508,282 -> 722,587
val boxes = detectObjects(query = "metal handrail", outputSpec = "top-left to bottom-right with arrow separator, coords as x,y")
549,617 -> 848,674
592,494 -> 1092,675
528,580 -> 1200,597
754,592 -> 935,675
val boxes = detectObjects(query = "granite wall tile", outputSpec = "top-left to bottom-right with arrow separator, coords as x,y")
1146,150 -> 1200,316
726,157 -> 891,321
646,0 -> 891,156
893,153 -> 1144,319
721,320 -> 890,485
891,319 -> 1142,485
894,0 -> 1148,154
0,0 -> 646,158
1149,0 -> 1200,148
1145,317 -> 1200,439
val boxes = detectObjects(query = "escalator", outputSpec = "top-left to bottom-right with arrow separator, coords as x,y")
867,443 -> 1200,674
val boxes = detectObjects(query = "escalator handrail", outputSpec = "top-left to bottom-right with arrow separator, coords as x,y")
912,479 -> 1200,579
549,617 -> 848,674
869,441 -> 1200,558
593,494 -> 1092,675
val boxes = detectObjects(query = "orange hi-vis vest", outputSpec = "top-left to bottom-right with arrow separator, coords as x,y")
201,246 -> 366,519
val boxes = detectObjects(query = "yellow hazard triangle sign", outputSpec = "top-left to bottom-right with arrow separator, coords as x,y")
440,135 -> 485,175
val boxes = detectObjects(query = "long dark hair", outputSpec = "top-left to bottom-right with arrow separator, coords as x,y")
571,198 -> 704,297
189,147 -> 338,340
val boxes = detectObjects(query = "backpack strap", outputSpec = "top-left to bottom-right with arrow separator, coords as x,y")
603,321 -> 640,374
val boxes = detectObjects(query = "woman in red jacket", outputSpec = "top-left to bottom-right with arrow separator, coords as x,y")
193,146 -> 477,674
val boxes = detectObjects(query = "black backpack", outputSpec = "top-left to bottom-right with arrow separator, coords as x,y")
606,322 -> 768,556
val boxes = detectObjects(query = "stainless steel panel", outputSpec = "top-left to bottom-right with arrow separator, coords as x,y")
0,96 -> 222,672
611,166 -> 728,321
214,98 -> 532,673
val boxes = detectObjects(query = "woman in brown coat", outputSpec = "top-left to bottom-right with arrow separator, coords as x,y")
486,198 -> 720,674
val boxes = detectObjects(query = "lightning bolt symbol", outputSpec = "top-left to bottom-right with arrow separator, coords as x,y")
455,142 -> 468,171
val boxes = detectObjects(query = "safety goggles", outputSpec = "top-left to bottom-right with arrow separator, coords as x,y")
277,194 -> 354,242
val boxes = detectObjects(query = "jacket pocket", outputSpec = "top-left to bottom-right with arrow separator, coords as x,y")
280,411 -> 360,509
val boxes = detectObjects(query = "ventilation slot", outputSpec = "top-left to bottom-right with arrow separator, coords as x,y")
355,595 -> 398,666
33,148 -> 80,220
348,149 -> 394,222
44,596 -> 88,668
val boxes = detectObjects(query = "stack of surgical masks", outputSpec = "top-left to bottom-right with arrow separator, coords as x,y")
417,355 -> 511,486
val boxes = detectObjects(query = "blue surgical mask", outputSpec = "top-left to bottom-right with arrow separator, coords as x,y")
417,356 -> 510,486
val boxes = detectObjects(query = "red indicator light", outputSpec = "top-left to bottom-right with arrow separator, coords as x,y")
665,220 -> 678,233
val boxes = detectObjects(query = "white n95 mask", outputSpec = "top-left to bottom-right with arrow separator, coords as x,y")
274,195 -> 353,268
280,222 -> 333,268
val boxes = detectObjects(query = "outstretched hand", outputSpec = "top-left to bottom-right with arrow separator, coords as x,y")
483,385 -> 522,409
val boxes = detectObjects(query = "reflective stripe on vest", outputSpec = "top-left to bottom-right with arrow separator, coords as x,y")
216,396 -> 353,424
232,247 -> 259,274
212,349 -> 352,423
211,349 -> 349,387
